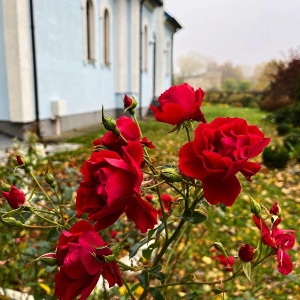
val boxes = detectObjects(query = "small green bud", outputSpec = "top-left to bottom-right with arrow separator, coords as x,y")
102,106 -> 120,135
36,253 -> 57,266
45,169 -> 56,187
1,217 -> 23,227
160,165 -> 182,183
249,196 -> 261,218
213,241 -> 227,255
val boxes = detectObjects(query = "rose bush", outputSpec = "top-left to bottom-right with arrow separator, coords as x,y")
0,83 -> 296,300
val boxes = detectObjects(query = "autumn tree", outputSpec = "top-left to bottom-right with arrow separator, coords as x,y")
259,49 -> 300,111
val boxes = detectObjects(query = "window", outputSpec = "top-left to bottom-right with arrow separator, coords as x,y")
86,0 -> 96,61
103,9 -> 110,65
142,25 -> 148,71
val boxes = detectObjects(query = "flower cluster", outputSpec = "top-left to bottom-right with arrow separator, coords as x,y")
0,83 -> 296,300
253,202 -> 295,275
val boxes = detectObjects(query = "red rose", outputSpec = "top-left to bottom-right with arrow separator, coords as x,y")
2,185 -> 26,209
238,244 -> 254,262
150,83 -> 206,125
93,116 -> 154,153
55,220 -> 122,300
179,117 -> 270,206
76,141 -> 157,233
253,215 -> 295,275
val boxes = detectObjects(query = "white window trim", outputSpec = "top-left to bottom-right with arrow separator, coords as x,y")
82,0 -> 97,63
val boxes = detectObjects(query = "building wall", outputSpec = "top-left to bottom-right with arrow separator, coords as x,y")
0,0 -> 177,138
33,0 -> 116,121
0,2 -> 9,121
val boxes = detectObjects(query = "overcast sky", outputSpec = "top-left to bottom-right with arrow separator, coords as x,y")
164,0 -> 300,68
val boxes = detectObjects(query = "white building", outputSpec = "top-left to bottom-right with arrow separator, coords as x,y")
0,0 -> 181,138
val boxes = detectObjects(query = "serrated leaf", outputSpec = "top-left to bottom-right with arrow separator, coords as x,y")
180,209 -> 207,224
149,288 -> 165,300
138,270 -> 149,289
129,238 -> 148,258
242,261 -> 252,281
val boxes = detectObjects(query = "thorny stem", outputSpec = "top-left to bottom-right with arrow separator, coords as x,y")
29,171 -> 59,214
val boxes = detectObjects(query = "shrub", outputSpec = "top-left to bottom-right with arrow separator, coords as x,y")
276,123 -> 292,136
283,132 -> 300,151
262,144 -> 290,169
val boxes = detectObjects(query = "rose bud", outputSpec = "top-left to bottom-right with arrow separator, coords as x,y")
123,94 -> 137,114
249,196 -> 261,218
36,253 -> 57,266
213,241 -> 227,256
269,202 -> 281,216
2,185 -> 26,209
101,106 -> 120,135
1,216 -> 23,227
238,244 -> 254,262
161,165 -> 182,183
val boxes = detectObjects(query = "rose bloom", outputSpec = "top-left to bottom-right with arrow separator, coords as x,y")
253,215 -> 295,275
179,117 -> 270,206
76,141 -> 157,233
150,83 -> 206,126
238,244 -> 254,262
55,220 -> 122,300
2,185 -> 26,209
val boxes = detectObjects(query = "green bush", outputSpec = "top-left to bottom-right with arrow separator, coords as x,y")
276,123 -> 292,136
292,143 -> 300,162
283,132 -> 300,151
262,144 -> 290,169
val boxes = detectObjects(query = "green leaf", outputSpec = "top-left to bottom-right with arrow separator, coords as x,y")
149,265 -> 165,284
138,270 -> 149,289
242,261 -> 252,281
129,238 -> 148,258
148,223 -> 164,240
142,240 -> 160,260
149,288 -> 165,300
180,209 -> 207,224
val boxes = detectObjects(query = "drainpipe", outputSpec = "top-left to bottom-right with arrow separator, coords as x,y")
29,0 -> 41,138
139,0 -> 145,119
152,33 -> 156,101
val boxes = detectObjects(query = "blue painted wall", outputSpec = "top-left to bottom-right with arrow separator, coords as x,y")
33,0 -> 115,120
0,2 -> 10,121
